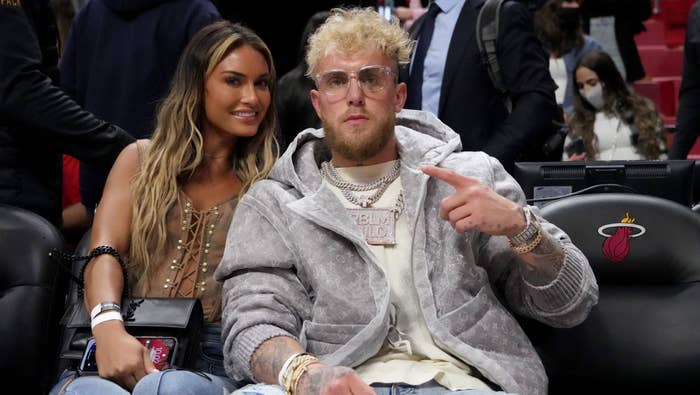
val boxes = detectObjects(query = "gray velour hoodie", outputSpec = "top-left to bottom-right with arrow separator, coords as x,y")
215,109 -> 598,395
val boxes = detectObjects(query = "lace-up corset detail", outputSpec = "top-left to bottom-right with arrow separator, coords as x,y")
136,191 -> 237,322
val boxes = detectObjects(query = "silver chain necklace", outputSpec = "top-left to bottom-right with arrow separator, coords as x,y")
320,160 -> 401,208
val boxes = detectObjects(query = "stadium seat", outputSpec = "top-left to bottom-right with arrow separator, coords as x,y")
519,193 -> 700,393
632,78 -> 677,125
635,19 -> 666,46
637,45 -> 684,77
0,204 -> 67,395
661,0 -> 694,48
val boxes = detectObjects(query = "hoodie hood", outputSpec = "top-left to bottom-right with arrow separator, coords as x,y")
269,109 -> 463,197
102,0 -> 174,13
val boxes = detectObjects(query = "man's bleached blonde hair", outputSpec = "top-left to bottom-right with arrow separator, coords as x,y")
305,7 -> 414,76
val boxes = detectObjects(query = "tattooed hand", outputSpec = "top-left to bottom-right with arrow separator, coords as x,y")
421,165 -> 526,237
296,364 -> 374,395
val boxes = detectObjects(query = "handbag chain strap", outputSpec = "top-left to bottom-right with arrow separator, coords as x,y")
50,246 -> 140,319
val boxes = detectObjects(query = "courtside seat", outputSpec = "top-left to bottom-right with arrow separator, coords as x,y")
518,193 -> 700,393
0,204 -> 67,395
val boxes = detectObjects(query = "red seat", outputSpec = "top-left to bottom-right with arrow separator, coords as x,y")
688,138 -> 700,160
661,0 -> 694,48
638,45 -> 684,77
635,19 -> 666,46
633,79 -> 675,115
652,75 -> 682,115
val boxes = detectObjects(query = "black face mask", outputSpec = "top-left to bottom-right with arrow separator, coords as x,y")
557,7 -> 581,32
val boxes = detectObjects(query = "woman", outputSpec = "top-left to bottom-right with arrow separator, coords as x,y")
535,0 -> 602,115
50,20 -> 278,394
565,50 -> 665,160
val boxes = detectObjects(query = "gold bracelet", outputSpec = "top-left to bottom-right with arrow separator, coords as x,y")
510,226 -> 543,254
282,354 -> 319,395
291,357 -> 320,395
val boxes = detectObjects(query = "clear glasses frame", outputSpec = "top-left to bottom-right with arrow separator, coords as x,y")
313,65 -> 397,100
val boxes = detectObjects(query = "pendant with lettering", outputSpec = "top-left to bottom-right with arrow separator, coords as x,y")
347,208 -> 396,245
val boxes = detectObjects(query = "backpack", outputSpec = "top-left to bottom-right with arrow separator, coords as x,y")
475,0 -> 565,161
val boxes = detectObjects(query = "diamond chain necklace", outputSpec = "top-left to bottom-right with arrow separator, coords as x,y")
320,160 -> 401,209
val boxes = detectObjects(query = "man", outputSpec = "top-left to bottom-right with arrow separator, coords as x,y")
403,0 -> 561,171
0,0 -> 134,227
216,8 -> 597,395
670,0 -> 700,160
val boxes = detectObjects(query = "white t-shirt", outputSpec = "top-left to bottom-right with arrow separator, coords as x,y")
549,57 -> 568,106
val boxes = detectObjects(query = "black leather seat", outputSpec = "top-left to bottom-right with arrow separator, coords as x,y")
0,204 -> 66,394
519,193 -> 700,393
56,228 -> 91,374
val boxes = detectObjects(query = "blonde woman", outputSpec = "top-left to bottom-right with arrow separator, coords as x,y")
50,21 -> 278,395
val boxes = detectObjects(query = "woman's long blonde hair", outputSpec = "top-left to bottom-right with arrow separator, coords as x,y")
129,21 -> 278,286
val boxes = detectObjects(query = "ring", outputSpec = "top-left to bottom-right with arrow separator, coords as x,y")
597,223 -> 646,238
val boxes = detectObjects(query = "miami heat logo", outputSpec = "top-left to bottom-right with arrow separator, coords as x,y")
598,212 -> 646,263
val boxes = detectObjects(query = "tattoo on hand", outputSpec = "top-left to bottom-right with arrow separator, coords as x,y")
520,231 -> 565,285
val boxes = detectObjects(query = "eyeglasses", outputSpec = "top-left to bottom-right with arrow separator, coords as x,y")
314,65 -> 397,99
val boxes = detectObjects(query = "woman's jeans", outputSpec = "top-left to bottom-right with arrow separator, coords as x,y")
49,323 -> 237,395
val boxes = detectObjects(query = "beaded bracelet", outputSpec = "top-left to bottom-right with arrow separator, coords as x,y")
78,245 -> 129,301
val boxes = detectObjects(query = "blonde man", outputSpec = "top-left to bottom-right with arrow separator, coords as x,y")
217,8 -> 598,395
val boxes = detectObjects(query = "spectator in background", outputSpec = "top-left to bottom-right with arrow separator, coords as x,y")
60,0 -> 221,219
535,0 -> 602,115
276,10 -> 329,150
670,0 -> 700,159
0,0 -> 134,229
394,0 -> 427,30
403,0 -> 561,173
565,50 -> 665,160
51,0 -> 91,244
581,0 -> 653,83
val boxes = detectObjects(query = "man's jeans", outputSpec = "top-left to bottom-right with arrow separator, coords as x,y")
372,381 -> 511,395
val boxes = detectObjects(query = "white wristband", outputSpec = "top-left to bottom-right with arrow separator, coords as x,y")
90,310 -> 123,330
278,352 -> 304,387
90,301 -> 121,321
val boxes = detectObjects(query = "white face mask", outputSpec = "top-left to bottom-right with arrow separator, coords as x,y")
580,83 -> 605,110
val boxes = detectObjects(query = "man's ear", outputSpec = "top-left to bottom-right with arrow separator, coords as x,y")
395,82 -> 407,113
310,89 -> 323,119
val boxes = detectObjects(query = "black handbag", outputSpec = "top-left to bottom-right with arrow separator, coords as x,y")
50,245 -> 204,373
57,297 -> 204,372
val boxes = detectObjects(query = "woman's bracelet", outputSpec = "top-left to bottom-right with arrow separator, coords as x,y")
79,245 -> 129,300
90,310 -> 123,330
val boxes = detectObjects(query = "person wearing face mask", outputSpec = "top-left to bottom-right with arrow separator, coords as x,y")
535,0 -> 603,116
564,50 -> 666,160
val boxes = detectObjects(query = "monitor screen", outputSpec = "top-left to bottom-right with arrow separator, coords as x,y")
513,160 -> 698,207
